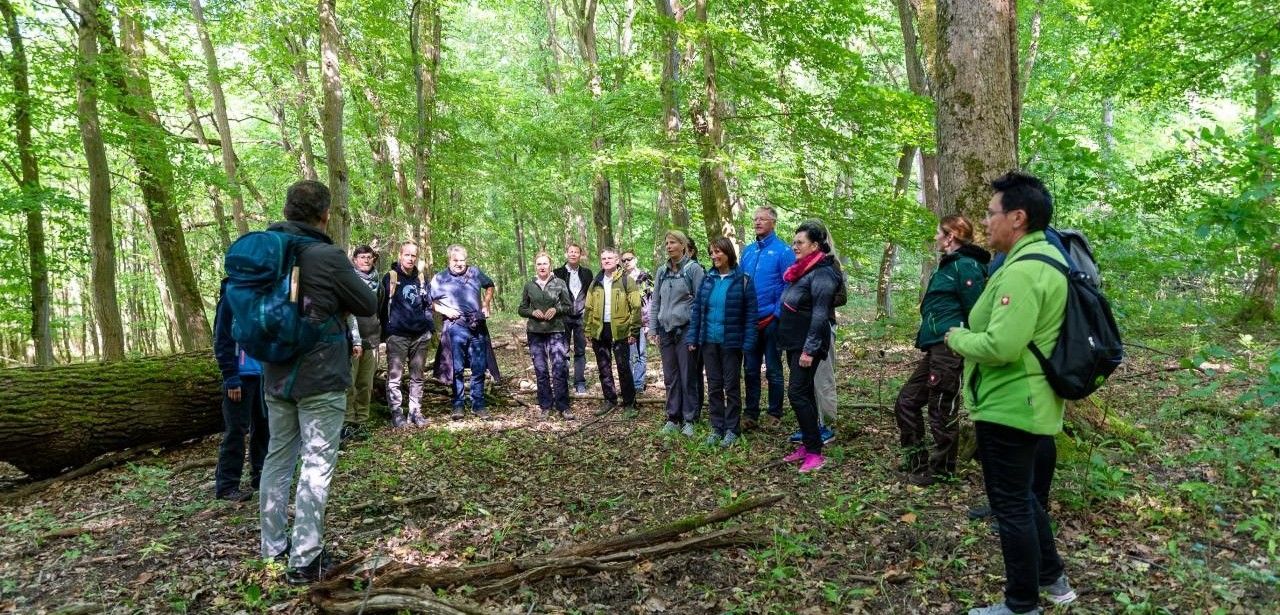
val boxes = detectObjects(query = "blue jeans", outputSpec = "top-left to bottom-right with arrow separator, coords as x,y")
449,325 -> 489,410
629,327 -> 647,388
744,319 -> 785,419
528,331 -> 570,412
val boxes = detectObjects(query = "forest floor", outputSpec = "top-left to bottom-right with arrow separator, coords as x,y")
1,317 -> 1278,614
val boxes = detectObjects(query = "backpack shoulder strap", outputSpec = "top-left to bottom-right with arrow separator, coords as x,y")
1012,253 -> 1068,276
389,269 -> 400,298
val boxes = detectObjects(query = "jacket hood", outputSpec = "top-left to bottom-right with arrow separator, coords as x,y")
267,220 -> 332,243
942,243 -> 991,267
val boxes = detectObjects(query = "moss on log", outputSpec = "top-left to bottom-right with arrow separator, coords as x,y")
0,351 -> 223,479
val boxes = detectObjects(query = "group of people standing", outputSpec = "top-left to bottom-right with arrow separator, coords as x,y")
212,172 -> 1078,615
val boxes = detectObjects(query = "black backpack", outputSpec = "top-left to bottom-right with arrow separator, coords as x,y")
1014,253 -> 1124,400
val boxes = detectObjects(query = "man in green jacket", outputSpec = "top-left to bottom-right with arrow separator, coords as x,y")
584,248 -> 642,415
945,172 -> 1077,615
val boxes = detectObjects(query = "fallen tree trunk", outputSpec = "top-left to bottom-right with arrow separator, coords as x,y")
310,494 -> 783,612
0,351 -> 222,479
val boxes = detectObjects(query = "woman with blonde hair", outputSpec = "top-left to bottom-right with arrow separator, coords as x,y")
650,230 -> 705,436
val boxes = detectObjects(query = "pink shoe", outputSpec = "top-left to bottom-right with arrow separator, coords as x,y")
783,446 -> 808,464
798,453 -> 826,473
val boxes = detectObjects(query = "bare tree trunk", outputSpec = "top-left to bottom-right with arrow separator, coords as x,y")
655,0 -> 687,233
111,12 -> 211,351
1,0 -> 53,365
1237,49 -> 1277,323
691,0 -> 732,244
932,0 -> 1018,223
411,0 -> 442,270
176,73 -> 232,253
570,0 -> 615,249
71,0 -> 124,361
190,0 -> 248,236
514,207 -> 528,280
318,0 -> 350,249
286,34 -> 320,181
876,146 -> 918,318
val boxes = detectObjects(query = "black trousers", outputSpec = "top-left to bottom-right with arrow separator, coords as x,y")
567,318 -> 588,389
702,343 -> 743,435
976,420 -> 1066,612
592,326 -> 635,406
786,350 -> 823,454
894,343 -> 964,477
215,376 -> 269,496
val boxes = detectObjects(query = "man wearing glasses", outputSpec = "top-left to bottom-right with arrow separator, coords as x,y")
621,251 -> 654,392
738,206 -> 795,430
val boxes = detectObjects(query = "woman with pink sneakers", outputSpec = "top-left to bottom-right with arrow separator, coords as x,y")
776,220 -> 844,473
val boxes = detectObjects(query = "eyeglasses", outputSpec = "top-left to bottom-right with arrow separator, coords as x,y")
621,257 -> 634,263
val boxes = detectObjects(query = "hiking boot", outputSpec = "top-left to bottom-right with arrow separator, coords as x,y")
659,421 -> 678,435
216,488 -> 254,503
574,385 -> 588,396
594,400 -> 617,416
680,423 -> 696,437
968,504 -> 993,520
720,432 -> 739,448
705,432 -> 722,446
906,472 -> 936,487
390,410 -> 407,429
560,409 -> 576,420
451,407 -> 465,420
1041,574 -> 1078,605
473,408 -> 492,420
798,453 -> 826,473
741,417 -> 758,432
968,604 -> 1041,615
285,549 -> 335,585
408,411 -> 428,427
763,414 -> 783,429
622,404 -> 639,419
539,408 -> 552,420
782,446 -> 808,464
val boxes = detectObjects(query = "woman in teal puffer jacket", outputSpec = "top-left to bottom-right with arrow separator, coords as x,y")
894,214 -> 990,486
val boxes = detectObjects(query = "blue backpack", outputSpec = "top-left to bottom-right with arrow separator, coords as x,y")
223,231 -> 327,363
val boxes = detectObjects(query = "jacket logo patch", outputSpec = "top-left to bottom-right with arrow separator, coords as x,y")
1000,295 -> 1010,306
965,280 -> 973,287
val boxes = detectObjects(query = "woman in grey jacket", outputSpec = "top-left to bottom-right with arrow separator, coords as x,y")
519,252 -> 575,420
649,230 -> 705,436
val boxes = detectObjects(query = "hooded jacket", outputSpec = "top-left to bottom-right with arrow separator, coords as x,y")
584,268 -> 642,340
650,256 -> 704,335
261,220 -> 378,400
915,243 -> 991,350
946,232 -> 1068,436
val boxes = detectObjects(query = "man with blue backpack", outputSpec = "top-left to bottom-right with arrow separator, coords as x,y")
225,180 -> 377,585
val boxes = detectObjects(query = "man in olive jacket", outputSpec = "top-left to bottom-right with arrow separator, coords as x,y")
583,248 -> 642,415
258,180 -> 378,585
945,172 -> 1076,615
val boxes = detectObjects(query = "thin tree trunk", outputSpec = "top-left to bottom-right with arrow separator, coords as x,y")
655,0 -> 688,233
177,73 -> 232,253
691,0 -> 732,243
1237,49 -> 1277,322
411,0 -> 442,270
1,0 -> 53,365
932,0 -> 1018,222
71,0 -> 124,361
514,207 -> 528,280
876,146 -> 918,318
110,12 -> 211,351
190,0 -> 247,236
571,0 -> 615,249
318,0 -> 350,249
286,34 -> 320,181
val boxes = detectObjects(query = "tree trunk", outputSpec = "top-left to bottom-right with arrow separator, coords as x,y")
876,146 -> 918,318
176,72 -> 232,253
286,34 -> 320,181
932,0 -> 1018,223
190,0 -> 248,236
109,13 -> 211,351
72,0 -> 124,361
571,0 -> 615,250
0,352 -> 223,479
514,207 -> 528,280
1236,49 -> 1277,323
691,0 -> 732,243
318,0 -> 350,249
1,0 -> 53,366
411,0 -> 442,269
655,0 -> 687,233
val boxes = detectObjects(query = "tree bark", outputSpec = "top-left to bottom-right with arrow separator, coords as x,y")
570,0 -> 615,250
107,13 -> 210,352
876,146 -> 918,318
173,69 -> 232,253
0,352 -> 223,479
318,0 -> 350,249
411,0 -> 442,269
691,0 -> 733,243
71,0 -> 124,361
1,0 -> 53,365
655,0 -> 687,234
932,0 -> 1018,223
1237,49 -> 1277,323
286,34 -> 320,181
190,0 -> 249,236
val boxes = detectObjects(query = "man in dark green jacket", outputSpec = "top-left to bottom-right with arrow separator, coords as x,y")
895,214 -> 990,486
945,172 -> 1076,615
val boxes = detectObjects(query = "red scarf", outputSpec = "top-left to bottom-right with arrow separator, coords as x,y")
784,250 -> 825,284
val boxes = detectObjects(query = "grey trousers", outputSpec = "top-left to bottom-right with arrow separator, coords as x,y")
815,325 -> 837,424
260,390 -> 346,568
386,331 -> 431,417
659,327 -> 699,423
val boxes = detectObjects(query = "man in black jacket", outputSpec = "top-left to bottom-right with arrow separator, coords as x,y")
378,241 -> 434,427
258,180 -> 378,585
553,243 -> 593,394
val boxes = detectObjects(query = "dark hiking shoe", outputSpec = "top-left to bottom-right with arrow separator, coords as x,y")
390,411 -> 407,429
906,472 -> 936,487
285,549 -> 335,585
741,417 -> 758,432
560,409 -> 576,420
539,408 -> 552,420
1041,574 -> 1078,605
968,504 -> 993,520
594,400 -> 617,416
621,405 -> 639,419
451,407 -> 465,420
408,411 -> 428,427
473,408 -> 492,420
216,488 -> 254,503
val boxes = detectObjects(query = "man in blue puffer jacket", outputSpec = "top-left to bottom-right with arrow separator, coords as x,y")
739,206 -> 795,429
